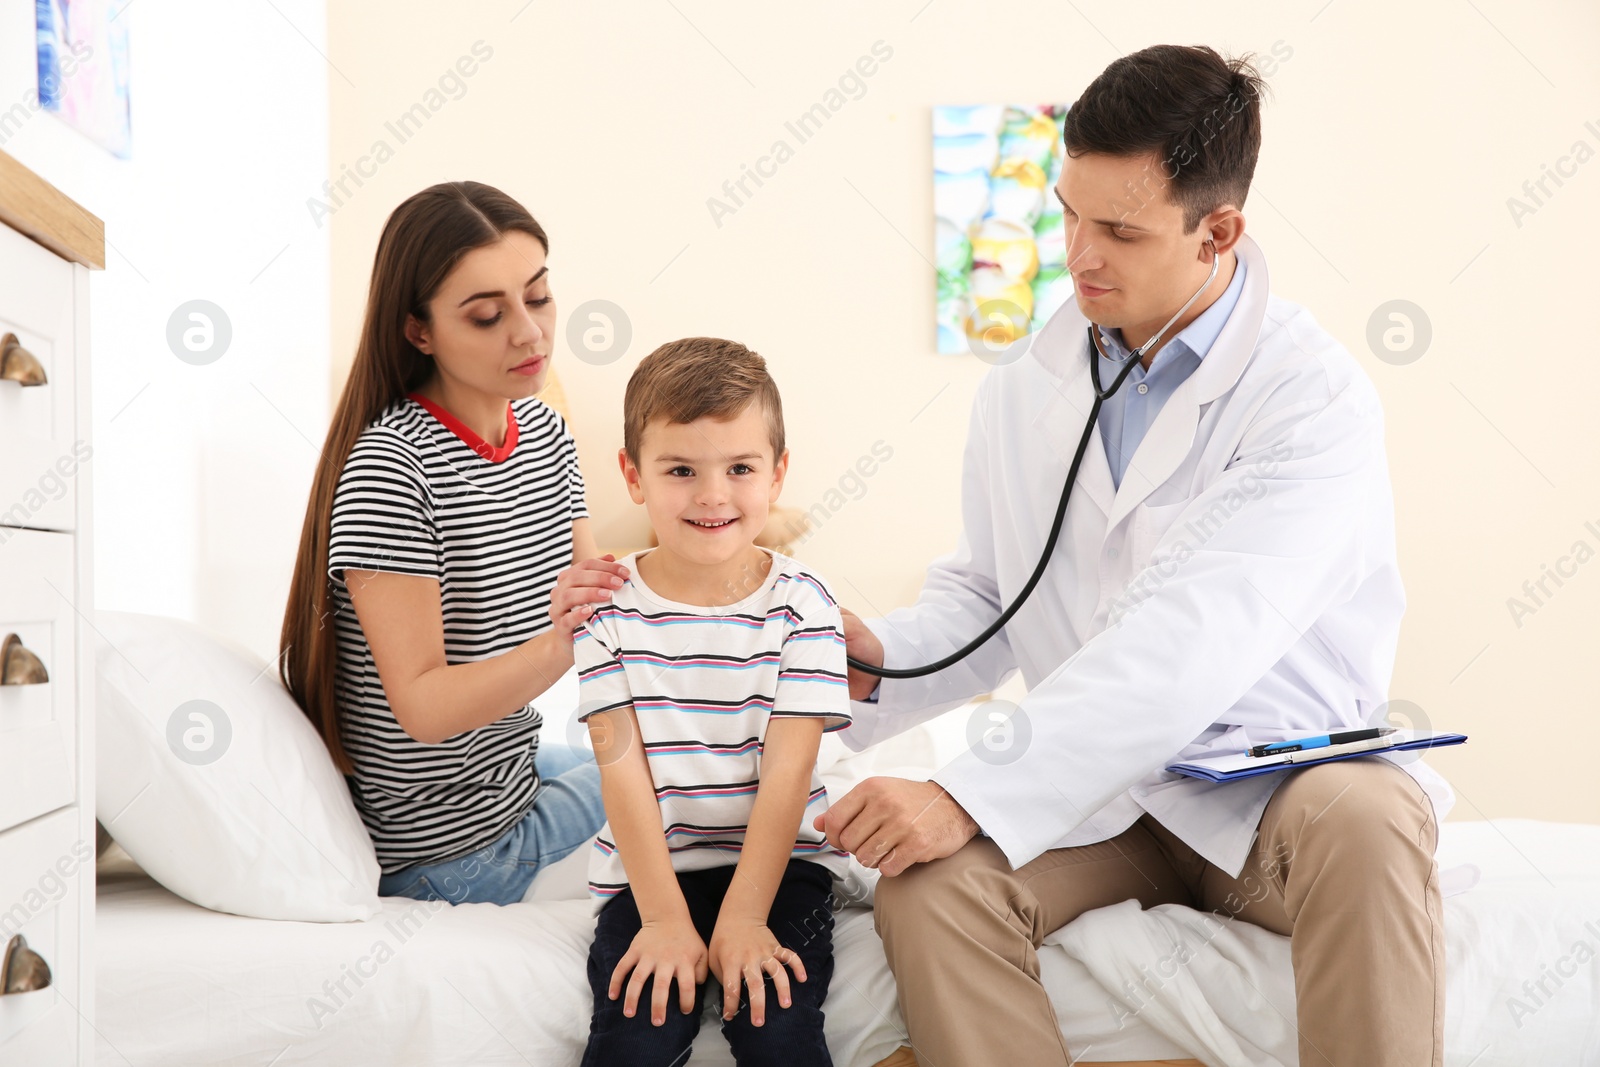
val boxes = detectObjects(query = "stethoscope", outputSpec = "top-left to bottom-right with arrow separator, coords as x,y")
848,239 -> 1222,680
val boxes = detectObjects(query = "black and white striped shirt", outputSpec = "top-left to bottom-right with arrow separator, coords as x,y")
326,392 -> 588,874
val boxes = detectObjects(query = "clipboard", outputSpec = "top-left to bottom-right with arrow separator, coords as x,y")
1165,729 -> 1467,783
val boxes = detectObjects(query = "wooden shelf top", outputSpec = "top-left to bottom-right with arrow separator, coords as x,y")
0,149 -> 104,269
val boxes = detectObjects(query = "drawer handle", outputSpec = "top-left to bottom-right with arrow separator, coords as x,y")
1,934 -> 51,995
0,633 -> 48,685
0,333 -> 47,387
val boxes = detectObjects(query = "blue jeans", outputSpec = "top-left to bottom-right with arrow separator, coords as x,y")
581,858 -> 836,1067
376,743 -> 605,906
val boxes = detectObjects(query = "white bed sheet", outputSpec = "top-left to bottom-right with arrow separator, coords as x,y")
96,818 -> 1600,1066
92,674 -> 1600,1067
94,712 -> 1192,1067
95,854 -> 1192,1067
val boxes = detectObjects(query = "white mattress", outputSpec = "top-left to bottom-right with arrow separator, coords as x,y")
91,670 -> 1600,1067
96,818 -> 1600,1066
95,846 -> 1190,1067
92,715 -> 1193,1067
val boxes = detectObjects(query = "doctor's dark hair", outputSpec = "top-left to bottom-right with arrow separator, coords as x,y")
280,180 -> 549,774
1063,44 -> 1269,234
623,337 -> 785,468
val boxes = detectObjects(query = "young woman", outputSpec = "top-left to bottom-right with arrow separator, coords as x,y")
280,181 -> 630,905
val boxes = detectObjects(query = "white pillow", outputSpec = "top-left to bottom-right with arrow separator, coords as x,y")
94,611 -> 381,921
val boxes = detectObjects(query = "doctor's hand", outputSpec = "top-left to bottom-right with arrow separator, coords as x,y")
813,776 -> 980,877
839,607 -> 884,702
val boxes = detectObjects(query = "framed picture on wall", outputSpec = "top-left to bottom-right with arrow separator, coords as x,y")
934,104 -> 1071,355
36,0 -> 133,159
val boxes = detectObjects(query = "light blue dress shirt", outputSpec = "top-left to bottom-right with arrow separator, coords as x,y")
1093,257 -> 1246,489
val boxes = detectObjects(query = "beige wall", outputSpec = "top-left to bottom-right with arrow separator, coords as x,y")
328,1 -> 1600,824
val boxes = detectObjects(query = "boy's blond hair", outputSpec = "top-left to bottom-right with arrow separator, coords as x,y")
622,337 -> 786,467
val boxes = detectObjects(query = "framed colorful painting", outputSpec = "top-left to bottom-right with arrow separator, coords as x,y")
37,0 -> 133,159
934,104 -> 1070,355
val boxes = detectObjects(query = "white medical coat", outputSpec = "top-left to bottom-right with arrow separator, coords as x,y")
842,234 -> 1453,876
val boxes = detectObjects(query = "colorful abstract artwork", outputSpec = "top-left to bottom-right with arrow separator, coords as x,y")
36,0 -> 133,159
934,105 -> 1071,354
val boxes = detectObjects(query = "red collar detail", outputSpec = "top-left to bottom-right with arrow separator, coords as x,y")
406,392 -> 519,463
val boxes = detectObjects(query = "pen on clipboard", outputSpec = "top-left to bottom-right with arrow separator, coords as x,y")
1247,727 -> 1396,758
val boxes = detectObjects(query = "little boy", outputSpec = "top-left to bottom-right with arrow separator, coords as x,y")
575,337 -> 850,1067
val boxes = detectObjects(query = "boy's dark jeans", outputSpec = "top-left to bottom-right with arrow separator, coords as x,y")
581,858 -> 836,1067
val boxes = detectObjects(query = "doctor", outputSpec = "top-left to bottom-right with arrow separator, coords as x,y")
818,45 -> 1451,1067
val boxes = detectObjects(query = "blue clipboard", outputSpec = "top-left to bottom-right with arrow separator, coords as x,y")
1165,730 -> 1468,783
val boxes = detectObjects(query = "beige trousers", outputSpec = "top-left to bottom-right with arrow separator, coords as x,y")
873,756 -> 1445,1067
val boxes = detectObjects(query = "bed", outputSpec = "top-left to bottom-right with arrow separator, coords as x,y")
96,796 -> 1600,1064
87,613 -> 1598,1066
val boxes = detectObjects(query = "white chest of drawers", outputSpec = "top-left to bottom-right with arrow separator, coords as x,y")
0,150 -> 102,1067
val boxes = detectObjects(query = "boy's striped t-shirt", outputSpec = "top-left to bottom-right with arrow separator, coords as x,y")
574,548 -> 853,904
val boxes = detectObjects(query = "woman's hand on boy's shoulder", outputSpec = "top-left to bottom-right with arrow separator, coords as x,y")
609,916 -> 708,1027
549,554 -> 630,640
708,919 -> 807,1027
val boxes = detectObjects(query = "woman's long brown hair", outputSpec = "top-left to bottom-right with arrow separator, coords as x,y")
280,181 -> 549,773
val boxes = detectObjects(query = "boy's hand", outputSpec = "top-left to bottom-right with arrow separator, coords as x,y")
550,554 -> 630,639
609,916 -> 708,1026
708,920 -> 806,1026
840,606 -> 883,701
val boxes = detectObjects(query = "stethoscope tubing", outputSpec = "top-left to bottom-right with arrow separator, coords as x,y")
846,243 -> 1222,680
